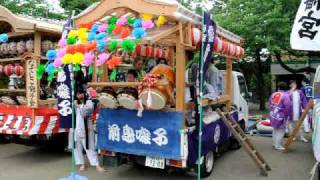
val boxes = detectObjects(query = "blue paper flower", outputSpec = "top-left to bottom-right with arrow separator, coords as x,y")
133,19 -> 142,28
88,32 -> 96,41
45,63 -> 55,74
97,40 -> 106,52
0,34 -> 8,43
132,28 -> 146,39
95,32 -> 107,41
46,50 -> 57,61
91,24 -> 100,33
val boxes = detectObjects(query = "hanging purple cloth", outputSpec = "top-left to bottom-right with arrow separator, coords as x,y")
268,91 -> 292,129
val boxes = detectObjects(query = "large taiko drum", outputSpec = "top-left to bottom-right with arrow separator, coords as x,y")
139,64 -> 175,110
98,87 -> 118,109
117,87 -> 138,110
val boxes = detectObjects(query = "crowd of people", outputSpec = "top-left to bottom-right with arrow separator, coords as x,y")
269,79 -> 312,151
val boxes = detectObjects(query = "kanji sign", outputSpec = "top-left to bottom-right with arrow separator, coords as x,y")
97,109 -> 183,160
26,58 -> 39,108
57,65 -> 73,128
291,0 -> 320,50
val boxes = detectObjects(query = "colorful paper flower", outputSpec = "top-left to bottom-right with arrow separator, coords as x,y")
0,34 -> 8,43
75,44 -> 86,54
113,25 -> 123,35
107,56 -> 122,69
45,63 -> 56,74
107,24 -> 116,34
127,17 -> 136,26
91,24 -> 100,33
57,48 -> 66,58
95,32 -> 107,41
96,53 -> 111,66
141,13 -> 153,21
62,54 -> 73,64
156,15 -> 166,27
97,40 -> 106,52
121,39 -> 136,52
98,23 -> 108,33
88,32 -> 96,41
108,41 -> 118,52
66,45 -> 76,54
120,27 -> 131,39
73,52 -> 84,65
116,17 -> 127,26
108,16 -> 118,25
46,50 -> 57,61
58,38 -> 67,48
82,52 -> 95,66
68,30 -> 78,38
142,20 -> 155,29
133,19 -> 142,28
67,37 -> 77,45
53,57 -> 63,67
132,28 -> 146,39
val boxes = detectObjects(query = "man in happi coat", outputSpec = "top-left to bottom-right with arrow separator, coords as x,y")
288,80 -> 308,142
269,82 -> 292,151
74,88 -> 105,172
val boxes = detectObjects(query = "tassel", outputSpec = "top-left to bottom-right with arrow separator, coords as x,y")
147,89 -> 152,108
137,99 -> 144,117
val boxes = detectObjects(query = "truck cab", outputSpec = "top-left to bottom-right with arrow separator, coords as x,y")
232,71 -> 250,126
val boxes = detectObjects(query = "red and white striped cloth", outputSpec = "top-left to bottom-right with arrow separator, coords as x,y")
0,105 -> 68,136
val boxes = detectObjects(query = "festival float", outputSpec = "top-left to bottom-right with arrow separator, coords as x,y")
0,6 -> 68,141
42,0 -> 245,177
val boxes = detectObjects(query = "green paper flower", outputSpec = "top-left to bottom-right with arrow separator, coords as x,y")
108,41 -> 118,52
36,64 -> 46,80
110,69 -> 117,81
127,17 -> 136,26
67,37 -> 77,45
107,24 -> 116,34
121,39 -> 136,52
108,16 -> 118,25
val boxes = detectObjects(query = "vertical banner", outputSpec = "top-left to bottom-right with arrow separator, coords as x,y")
26,58 -> 39,108
200,12 -> 217,81
57,65 -> 73,128
290,0 -> 320,51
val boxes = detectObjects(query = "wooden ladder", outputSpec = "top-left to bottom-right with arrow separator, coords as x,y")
216,109 -> 271,176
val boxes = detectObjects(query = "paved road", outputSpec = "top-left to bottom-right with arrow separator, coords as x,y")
0,136 -> 315,180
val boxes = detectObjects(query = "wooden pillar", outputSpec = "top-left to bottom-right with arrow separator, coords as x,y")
100,63 -> 109,82
34,32 -> 41,56
33,32 -> 41,124
175,35 -> 186,112
93,55 -> 97,82
226,57 -> 233,110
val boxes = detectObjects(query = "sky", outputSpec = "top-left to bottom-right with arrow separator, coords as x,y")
44,0 -> 65,13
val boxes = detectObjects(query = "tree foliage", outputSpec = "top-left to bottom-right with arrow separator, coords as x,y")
0,0 -> 65,19
60,0 -> 99,15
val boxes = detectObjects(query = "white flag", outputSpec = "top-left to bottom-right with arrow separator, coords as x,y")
290,0 -> 320,51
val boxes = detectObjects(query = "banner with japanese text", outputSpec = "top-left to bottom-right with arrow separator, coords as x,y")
291,0 -> 320,51
97,109 -> 183,160
57,65 -> 73,128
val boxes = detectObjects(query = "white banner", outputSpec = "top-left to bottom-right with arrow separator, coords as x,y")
290,0 -> 320,51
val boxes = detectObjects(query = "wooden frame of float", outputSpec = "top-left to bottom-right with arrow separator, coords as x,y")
0,5 -> 62,125
75,0 -> 243,126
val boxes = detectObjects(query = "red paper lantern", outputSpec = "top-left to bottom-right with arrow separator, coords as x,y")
222,40 -> 230,54
14,64 -> 24,76
135,45 -> 142,56
213,38 -> 223,53
228,43 -> 236,56
235,46 -> 241,57
148,47 -> 154,57
3,64 -> 13,76
0,64 -> 3,75
192,27 -> 202,47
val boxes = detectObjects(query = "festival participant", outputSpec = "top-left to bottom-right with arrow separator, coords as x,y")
288,80 -> 308,142
269,82 -> 292,151
125,69 -> 138,82
74,88 -> 105,172
133,58 -> 146,81
301,77 -> 313,133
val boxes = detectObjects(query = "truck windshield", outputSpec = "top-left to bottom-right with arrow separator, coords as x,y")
237,75 -> 249,98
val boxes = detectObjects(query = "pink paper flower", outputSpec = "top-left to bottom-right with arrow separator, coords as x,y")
82,52 -> 95,66
116,17 -> 127,26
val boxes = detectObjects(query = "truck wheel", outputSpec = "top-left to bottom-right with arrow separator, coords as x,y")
200,151 -> 215,178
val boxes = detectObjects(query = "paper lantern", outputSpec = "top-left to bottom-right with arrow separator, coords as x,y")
14,65 -> 24,76
0,65 -> 3,75
235,46 -> 241,57
148,46 -> 154,57
4,64 -> 14,76
213,38 -> 223,53
192,28 -> 202,47
229,43 -> 236,56
222,40 -> 230,54
135,45 -> 142,56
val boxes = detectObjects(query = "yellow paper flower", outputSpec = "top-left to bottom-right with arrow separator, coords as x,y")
156,15 -> 166,27
62,54 -> 73,64
78,28 -> 88,33
68,30 -> 78,38
78,31 -> 88,43
142,13 -> 153,21
73,52 -> 84,65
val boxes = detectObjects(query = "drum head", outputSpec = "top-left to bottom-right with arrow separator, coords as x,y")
140,90 -> 166,110
98,93 -> 118,109
117,94 -> 137,110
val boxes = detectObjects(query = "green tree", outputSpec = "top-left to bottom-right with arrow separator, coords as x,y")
0,0 -> 65,19
60,0 -> 99,15
213,0 -> 300,110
